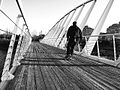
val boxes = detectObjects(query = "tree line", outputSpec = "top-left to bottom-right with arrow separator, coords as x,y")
81,22 -> 120,60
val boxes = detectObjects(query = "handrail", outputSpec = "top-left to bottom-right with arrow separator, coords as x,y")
45,0 -> 95,36
83,33 -> 120,38
42,33 -> 120,40
16,0 -> 28,30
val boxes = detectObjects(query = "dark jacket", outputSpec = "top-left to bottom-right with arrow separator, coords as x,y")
67,25 -> 82,43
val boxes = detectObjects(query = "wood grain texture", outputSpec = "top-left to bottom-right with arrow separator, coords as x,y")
6,42 -> 120,90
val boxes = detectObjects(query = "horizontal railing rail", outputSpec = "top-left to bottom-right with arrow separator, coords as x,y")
42,33 -> 120,63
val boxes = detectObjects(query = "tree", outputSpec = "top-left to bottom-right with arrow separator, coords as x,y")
106,22 -> 120,40
107,23 -> 120,34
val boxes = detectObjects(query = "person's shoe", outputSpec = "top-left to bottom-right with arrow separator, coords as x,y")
69,54 -> 72,58
65,55 -> 71,60
65,55 -> 69,58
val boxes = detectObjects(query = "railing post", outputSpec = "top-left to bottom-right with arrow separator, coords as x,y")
82,0 -> 114,55
113,35 -> 116,61
85,36 -> 89,55
12,24 -> 25,66
18,32 -> 26,59
1,15 -> 22,81
20,29 -> 31,57
97,38 -> 100,58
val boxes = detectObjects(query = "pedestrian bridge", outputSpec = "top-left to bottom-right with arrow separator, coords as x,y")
0,0 -> 120,90
1,42 -> 120,90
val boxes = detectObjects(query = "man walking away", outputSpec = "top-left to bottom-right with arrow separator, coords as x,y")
65,21 -> 82,59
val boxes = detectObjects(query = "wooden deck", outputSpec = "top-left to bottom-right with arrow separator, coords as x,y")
5,42 -> 120,90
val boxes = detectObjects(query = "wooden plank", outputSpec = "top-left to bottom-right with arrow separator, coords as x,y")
43,66 -> 57,90
5,42 -> 120,90
26,65 -> 36,90
49,66 -> 66,90
52,66 -> 80,90
78,66 -> 120,89
40,66 -> 53,90
7,65 -> 28,90
52,59 -> 104,89
7,66 -> 26,90
34,65 -> 46,90
46,66 -> 61,90
15,66 -> 27,90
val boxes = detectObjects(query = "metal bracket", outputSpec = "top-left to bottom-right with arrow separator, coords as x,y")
1,71 -> 14,81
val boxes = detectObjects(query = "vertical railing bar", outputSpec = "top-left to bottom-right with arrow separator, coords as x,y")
1,15 -> 21,81
97,38 -> 100,58
85,36 -> 89,55
113,35 -> 116,61
54,14 -> 70,46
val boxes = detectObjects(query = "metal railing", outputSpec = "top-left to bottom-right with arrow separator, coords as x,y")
0,0 -> 32,82
42,33 -> 120,62
83,33 -> 120,61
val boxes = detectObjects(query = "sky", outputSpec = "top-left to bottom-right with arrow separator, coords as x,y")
0,0 -> 120,35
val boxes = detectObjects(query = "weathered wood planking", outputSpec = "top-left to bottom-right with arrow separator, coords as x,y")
6,42 -> 120,90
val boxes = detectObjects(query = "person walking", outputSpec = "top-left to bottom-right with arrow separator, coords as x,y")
65,21 -> 82,59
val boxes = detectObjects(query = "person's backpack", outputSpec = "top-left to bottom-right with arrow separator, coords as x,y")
75,27 -> 82,43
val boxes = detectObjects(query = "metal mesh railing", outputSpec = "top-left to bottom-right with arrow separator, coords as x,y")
0,0 -> 32,82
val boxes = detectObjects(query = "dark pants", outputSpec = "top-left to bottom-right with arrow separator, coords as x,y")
66,38 -> 76,56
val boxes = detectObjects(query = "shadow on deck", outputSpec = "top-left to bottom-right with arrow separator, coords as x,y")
4,42 -> 120,90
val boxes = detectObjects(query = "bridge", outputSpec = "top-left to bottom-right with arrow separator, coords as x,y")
0,0 -> 120,90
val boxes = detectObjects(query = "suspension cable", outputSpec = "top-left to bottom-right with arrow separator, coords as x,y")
16,0 -> 32,38
58,0 -> 95,24
0,28 -> 14,34
16,0 -> 28,30
0,10 -> 28,35
46,0 -> 95,38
